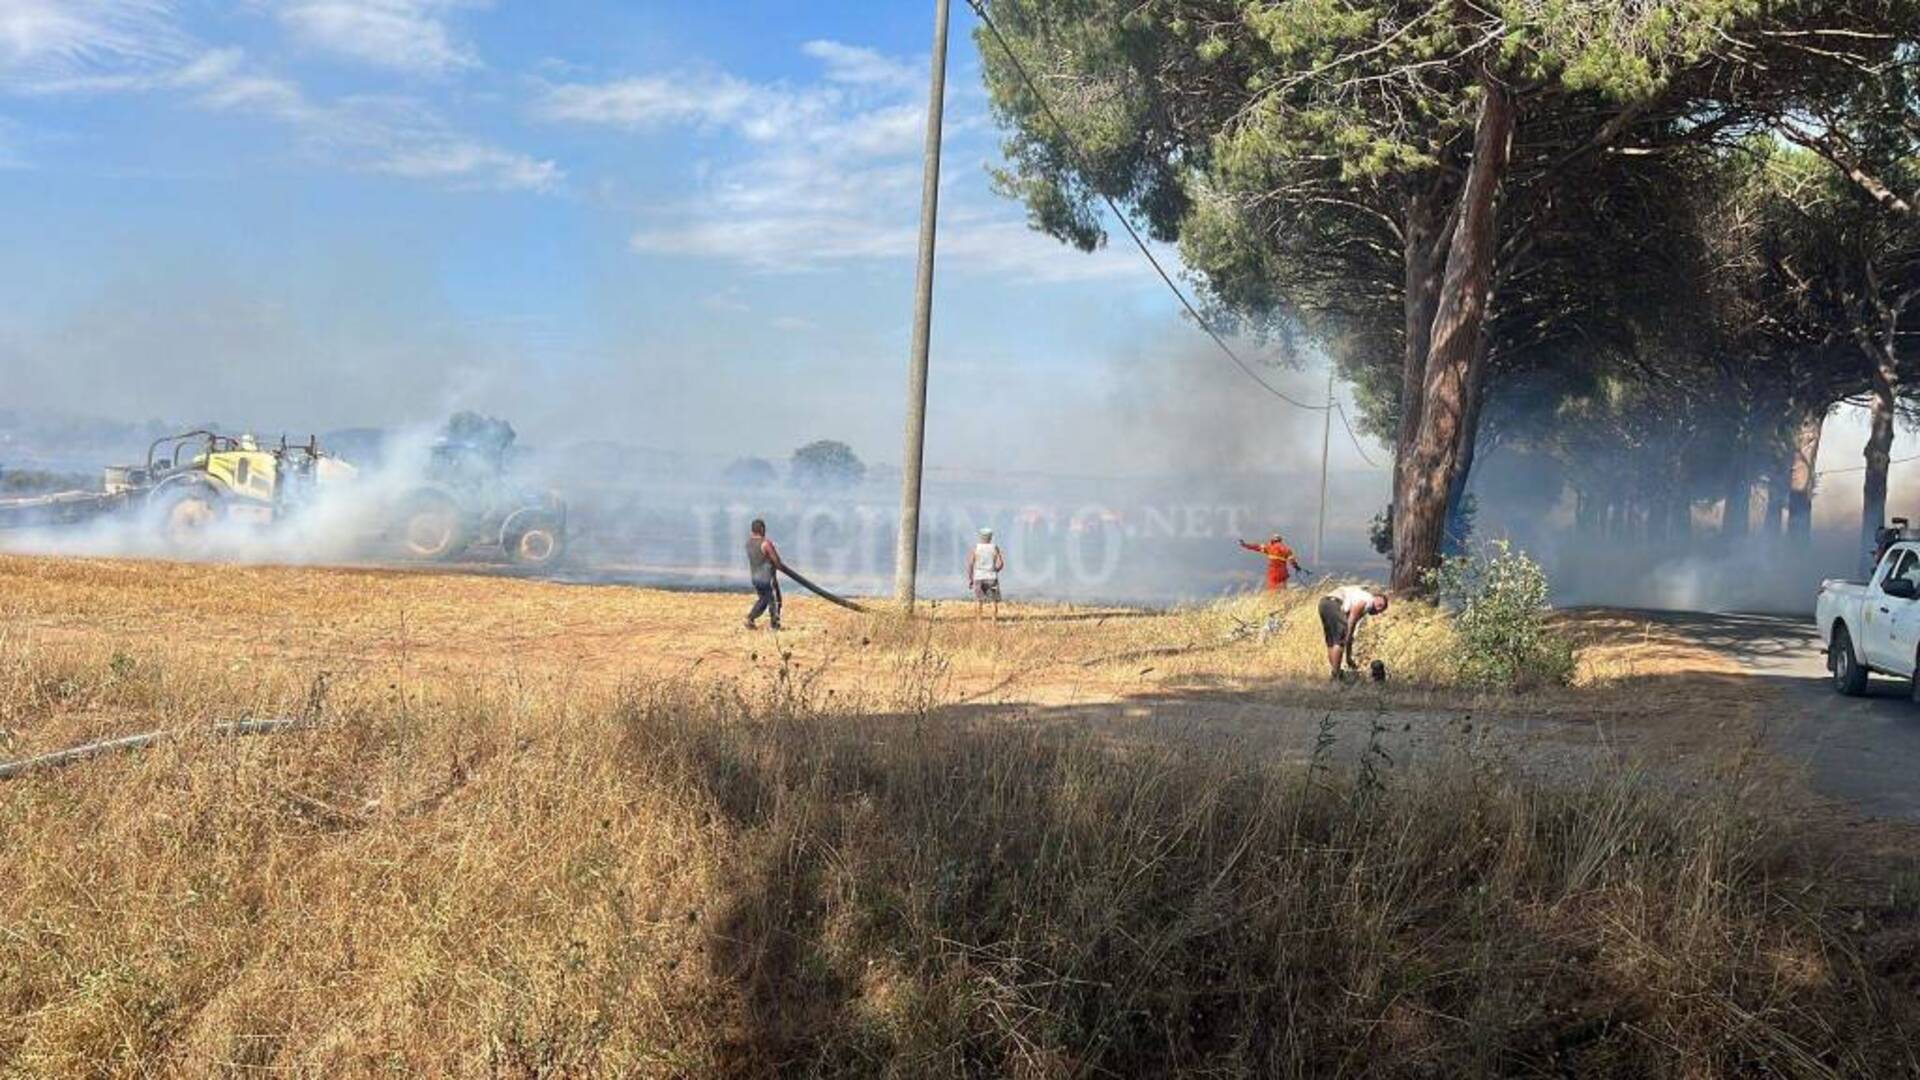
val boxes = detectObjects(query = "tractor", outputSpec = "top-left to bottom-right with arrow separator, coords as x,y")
133,431 -> 356,549
386,437 -> 568,568
109,428 -> 357,545
114,430 -> 566,568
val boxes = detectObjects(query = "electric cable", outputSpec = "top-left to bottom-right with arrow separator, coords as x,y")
967,0 -> 1381,431
1817,452 -> 1920,477
1333,403 -> 1383,468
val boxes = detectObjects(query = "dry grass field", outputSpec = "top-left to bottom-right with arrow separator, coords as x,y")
3,554 -> 1917,1076
0,553 -> 1738,752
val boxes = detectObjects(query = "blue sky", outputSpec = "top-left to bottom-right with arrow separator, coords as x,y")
0,0 -> 1384,479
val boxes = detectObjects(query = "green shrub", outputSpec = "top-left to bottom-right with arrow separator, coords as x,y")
1428,540 -> 1577,689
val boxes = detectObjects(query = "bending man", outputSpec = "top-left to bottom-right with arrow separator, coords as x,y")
1319,583 -> 1388,681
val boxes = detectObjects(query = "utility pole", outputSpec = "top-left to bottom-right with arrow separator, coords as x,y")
893,0 -> 951,610
1314,368 -> 1333,566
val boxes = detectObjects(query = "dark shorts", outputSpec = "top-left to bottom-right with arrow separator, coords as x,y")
973,579 -> 1001,601
1319,595 -> 1348,647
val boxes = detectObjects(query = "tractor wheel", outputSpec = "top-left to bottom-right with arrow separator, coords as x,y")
396,493 -> 468,561
502,509 -> 565,568
150,482 -> 221,551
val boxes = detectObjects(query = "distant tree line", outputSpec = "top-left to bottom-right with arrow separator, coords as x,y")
725,441 -> 868,492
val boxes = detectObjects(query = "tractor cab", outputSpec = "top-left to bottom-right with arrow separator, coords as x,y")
210,441 -> 280,521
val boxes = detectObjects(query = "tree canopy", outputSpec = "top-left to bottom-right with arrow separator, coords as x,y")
791,440 -> 867,491
976,0 -> 1920,584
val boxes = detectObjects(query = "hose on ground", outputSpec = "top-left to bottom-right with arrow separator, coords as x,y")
0,718 -> 302,780
778,564 -> 868,613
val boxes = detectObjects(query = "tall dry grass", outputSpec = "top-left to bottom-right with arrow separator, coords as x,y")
844,586 -> 1464,690
0,554 -> 1691,726
2,631 -> 1914,1077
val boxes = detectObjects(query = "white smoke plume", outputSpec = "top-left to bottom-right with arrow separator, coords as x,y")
0,427 -> 448,565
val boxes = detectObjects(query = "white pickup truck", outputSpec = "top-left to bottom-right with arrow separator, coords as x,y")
1818,540 -> 1920,696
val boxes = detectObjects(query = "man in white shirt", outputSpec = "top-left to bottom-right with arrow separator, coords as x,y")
966,528 -> 1006,621
1319,584 -> 1389,681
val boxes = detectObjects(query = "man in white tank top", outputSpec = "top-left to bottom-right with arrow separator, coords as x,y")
966,528 -> 1006,621
1318,583 -> 1389,680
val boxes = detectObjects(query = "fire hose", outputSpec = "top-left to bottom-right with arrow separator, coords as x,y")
0,718 -> 302,781
779,564 -> 868,613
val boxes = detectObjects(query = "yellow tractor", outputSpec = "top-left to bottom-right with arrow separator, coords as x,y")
130,431 -> 357,548
123,429 -> 566,567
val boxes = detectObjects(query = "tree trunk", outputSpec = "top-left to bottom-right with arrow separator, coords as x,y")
1391,78 -> 1513,594
1441,338 -> 1490,555
1392,186 -> 1449,539
1576,488 -> 1600,532
1787,404 -> 1824,547
1861,364 -> 1898,571
1648,490 -> 1671,548
1722,441 -> 1750,541
1761,466 -> 1786,537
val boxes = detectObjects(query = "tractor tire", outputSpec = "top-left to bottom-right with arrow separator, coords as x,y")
1830,625 -> 1869,697
149,481 -> 222,552
501,508 -> 565,568
396,492 -> 468,562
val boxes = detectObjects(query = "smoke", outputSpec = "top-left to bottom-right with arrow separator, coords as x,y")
1464,402 -> 1920,616
0,224 -> 1415,603
1506,523 -> 1860,615
0,427 -> 449,565
1,275 -> 1413,603
0,249 -> 502,435
501,331 -> 1398,604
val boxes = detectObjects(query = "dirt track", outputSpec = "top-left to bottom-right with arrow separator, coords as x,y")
1616,609 -> 1920,823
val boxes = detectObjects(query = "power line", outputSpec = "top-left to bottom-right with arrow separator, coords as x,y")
1817,452 -> 1920,477
967,0 -> 1381,431
1333,403 -> 1382,469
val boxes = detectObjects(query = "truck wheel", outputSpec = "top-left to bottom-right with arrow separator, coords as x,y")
397,493 -> 467,561
502,509 -> 564,568
1831,625 -> 1869,696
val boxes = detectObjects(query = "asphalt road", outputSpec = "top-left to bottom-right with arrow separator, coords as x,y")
1643,609 -> 1920,822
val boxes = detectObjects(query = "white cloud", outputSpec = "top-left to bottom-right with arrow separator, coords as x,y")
631,208 -> 1137,284
534,70 -> 771,131
0,0 -> 193,93
275,0 -> 477,75
372,133 -> 559,190
799,40 -> 918,89
0,1 -> 556,194
539,41 -> 1135,282
159,49 -> 557,190
218,76 -> 562,192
